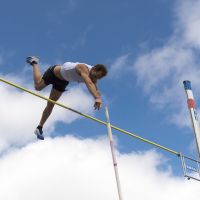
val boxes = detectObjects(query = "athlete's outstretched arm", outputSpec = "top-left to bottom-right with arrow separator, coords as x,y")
76,64 -> 102,110
76,64 -> 100,98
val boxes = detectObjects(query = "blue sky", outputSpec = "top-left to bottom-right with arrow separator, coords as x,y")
0,0 -> 173,67
1,0 -> 200,199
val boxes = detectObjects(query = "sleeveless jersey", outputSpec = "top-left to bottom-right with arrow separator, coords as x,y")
60,62 -> 93,82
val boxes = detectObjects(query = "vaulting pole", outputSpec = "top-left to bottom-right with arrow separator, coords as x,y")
105,107 -> 123,200
183,80 -> 200,160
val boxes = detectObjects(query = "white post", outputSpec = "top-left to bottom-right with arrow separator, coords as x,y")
105,107 -> 123,200
183,80 -> 200,160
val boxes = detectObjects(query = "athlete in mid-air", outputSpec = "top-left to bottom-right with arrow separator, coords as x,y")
26,56 -> 108,140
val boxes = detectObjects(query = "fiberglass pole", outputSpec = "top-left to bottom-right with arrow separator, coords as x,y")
183,80 -> 200,160
105,107 -> 123,200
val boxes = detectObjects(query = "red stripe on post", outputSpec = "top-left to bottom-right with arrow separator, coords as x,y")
188,99 -> 195,108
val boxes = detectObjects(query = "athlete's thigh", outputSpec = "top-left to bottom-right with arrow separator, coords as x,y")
37,79 -> 47,90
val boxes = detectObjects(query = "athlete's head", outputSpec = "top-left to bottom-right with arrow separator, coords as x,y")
90,64 -> 108,82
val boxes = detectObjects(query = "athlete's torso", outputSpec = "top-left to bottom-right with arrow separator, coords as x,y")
56,62 -> 93,83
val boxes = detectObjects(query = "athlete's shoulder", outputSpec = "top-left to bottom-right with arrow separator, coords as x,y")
76,62 -> 93,69
76,63 -> 89,74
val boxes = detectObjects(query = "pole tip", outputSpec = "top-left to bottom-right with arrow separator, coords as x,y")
183,80 -> 192,90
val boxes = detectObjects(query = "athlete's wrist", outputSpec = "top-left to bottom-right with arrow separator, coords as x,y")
95,96 -> 101,100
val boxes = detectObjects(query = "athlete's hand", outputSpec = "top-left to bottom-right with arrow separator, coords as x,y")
94,97 -> 102,110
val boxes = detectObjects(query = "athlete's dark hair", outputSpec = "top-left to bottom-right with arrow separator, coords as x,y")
93,64 -> 108,77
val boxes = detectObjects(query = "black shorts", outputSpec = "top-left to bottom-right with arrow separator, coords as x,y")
42,65 -> 69,92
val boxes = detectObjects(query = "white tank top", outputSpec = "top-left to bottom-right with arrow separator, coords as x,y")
60,62 -> 93,82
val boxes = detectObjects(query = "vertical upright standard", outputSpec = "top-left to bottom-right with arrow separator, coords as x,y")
183,80 -> 200,160
105,107 -> 123,200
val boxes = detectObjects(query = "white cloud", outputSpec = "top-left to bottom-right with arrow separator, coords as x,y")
176,0 -> 200,48
0,135 -> 199,200
132,0 -> 200,128
0,73 -> 94,151
109,54 -> 130,78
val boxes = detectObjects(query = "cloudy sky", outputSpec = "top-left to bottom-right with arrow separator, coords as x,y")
0,0 -> 200,199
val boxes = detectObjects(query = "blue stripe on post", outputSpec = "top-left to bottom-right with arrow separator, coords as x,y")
183,80 -> 192,90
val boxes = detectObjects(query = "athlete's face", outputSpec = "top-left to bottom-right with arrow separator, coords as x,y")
89,68 -> 104,83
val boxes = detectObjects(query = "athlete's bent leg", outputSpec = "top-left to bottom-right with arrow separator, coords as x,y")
26,56 -> 47,91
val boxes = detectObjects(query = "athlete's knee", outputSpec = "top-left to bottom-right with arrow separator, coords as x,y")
35,84 -> 43,91
35,87 -> 42,91
34,79 -> 46,91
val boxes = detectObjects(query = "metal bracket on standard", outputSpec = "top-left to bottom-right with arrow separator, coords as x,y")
180,153 -> 200,181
